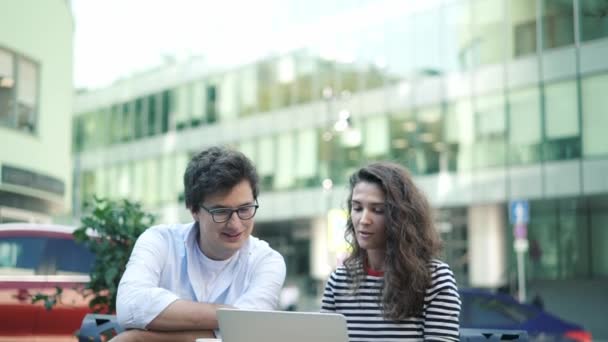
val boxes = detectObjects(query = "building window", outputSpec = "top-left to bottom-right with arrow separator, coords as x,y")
510,0 -> 538,58
581,72 -> 608,157
0,47 -> 39,134
580,0 -> 608,42
508,86 -> 541,165
543,79 -> 580,161
542,0 -> 574,49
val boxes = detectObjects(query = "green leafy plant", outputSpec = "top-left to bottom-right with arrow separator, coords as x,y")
74,197 -> 155,313
32,197 -> 155,313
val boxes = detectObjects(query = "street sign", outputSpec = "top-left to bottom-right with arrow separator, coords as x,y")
514,222 -> 527,240
509,200 -> 529,224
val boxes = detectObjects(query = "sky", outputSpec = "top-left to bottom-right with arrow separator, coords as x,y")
70,0 -> 408,90
71,0 -> 291,89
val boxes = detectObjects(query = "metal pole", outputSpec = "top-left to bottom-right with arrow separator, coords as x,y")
516,250 -> 526,302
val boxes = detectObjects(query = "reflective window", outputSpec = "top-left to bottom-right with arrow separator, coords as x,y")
413,9 -> 442,75
509,86 -> 541,165
590,195 -> 608,276
0,48 -> 39,134
295,129 -> 319,187
472,0 -> 506,66
258,136 -> 276,191
389,110 -> 418,172
510,0 -> 538,57
445,99 -> 475,172
240,66 -> 258,115
218,72 -> 238,121
526,198 -> 592,279
580,0 -> 608,42
174,84 -> 191,129
16,58 -> 38,133
363,116 -> 389,160
416,106 -> 443,174
543,79 -> 580,161
581,73 -> 608,157
275,132 -> 296,190
444,0 -> 472,71
542,0 -> 574,49
474,93 -> 507,169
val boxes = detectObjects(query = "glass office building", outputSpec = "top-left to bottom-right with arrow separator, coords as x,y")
0,0 -> 73,223
73,0 -> 608,337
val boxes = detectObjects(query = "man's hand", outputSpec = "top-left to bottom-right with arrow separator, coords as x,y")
109,328 -> 215,342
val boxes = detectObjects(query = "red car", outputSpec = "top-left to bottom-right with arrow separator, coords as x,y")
0,223 -> 95,341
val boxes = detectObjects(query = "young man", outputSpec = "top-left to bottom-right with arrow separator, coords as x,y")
113,146 -> 286,341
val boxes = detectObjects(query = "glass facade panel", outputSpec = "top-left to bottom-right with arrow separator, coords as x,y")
294,51 -> 316,104
116,163 -> 131,199
472,0 -> 506,66
510,0 -> 538,57
275,132 -> 296,190
590,195 -> 608,276
544,79 -> 580,161
159,156 -> 174,204
16,58 -> 38,133
295,129 -> 318,187
509,86 -> 541,165
542,0 -> 574,49
444,0 -> 472,71
363,116 -> 389,159
0,48 -> 14,127
389,110 -> 417,170
132,161 -> 145,203
174,85 -> 190,129
145,158 -> 159,206
582,73 -> 608,157
240,66 -> 258,116
218,72 -> 238,121
416,106 -> 443,174
175,153 -> 189,203
528,201 -> 560,279
0,49 -> 39,133
474,93 -> 506,168
580,0 -> 608,41
445,99 -> 475,172
258,136 -> 276,191
191,81 -> 205,126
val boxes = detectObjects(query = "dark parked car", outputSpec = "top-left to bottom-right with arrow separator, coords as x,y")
0,223 -> 95,341
460,288 -> 592,342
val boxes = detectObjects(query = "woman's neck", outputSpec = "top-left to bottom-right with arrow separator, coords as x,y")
366,249 -> 385,271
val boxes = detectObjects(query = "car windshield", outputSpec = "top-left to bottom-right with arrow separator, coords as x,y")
0,236 -> 94,276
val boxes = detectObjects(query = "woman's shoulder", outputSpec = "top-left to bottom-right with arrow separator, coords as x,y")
428,259 -> 456,278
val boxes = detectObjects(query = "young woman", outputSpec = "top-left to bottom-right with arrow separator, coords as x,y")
321,162 -> 460,341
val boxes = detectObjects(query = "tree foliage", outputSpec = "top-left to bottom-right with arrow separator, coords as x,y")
73,197 -> 155,313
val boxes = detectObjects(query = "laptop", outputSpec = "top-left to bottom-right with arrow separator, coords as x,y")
217,308 -> 349,342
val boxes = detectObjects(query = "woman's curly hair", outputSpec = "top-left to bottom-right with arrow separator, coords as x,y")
343,161 -> 442,321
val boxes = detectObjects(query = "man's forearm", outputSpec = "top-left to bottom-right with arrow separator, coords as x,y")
146,299 -> 232,331
110,328 -> 215,342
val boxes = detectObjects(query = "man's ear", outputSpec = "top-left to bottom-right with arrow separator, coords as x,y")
190,208 -> 199,221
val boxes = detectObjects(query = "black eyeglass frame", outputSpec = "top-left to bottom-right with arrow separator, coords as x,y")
199,201 -> 259,223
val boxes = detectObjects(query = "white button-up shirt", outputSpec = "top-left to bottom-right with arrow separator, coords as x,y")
116,222 -> 286,329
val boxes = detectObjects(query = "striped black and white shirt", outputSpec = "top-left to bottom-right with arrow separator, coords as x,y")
321,260 -> 460,342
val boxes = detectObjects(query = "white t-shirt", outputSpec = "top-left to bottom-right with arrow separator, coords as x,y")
116,222 -> 286,329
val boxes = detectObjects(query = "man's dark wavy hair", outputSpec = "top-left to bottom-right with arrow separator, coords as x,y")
184,146 -> 259,212
343,161 -> 442,320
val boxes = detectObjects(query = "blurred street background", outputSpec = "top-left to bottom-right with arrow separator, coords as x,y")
1,0 -> 607,340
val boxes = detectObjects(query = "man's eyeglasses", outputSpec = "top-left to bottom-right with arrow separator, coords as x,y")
200,202 -> 259,223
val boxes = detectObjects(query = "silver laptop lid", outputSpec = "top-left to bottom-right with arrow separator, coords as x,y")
217,309 -> 349,342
